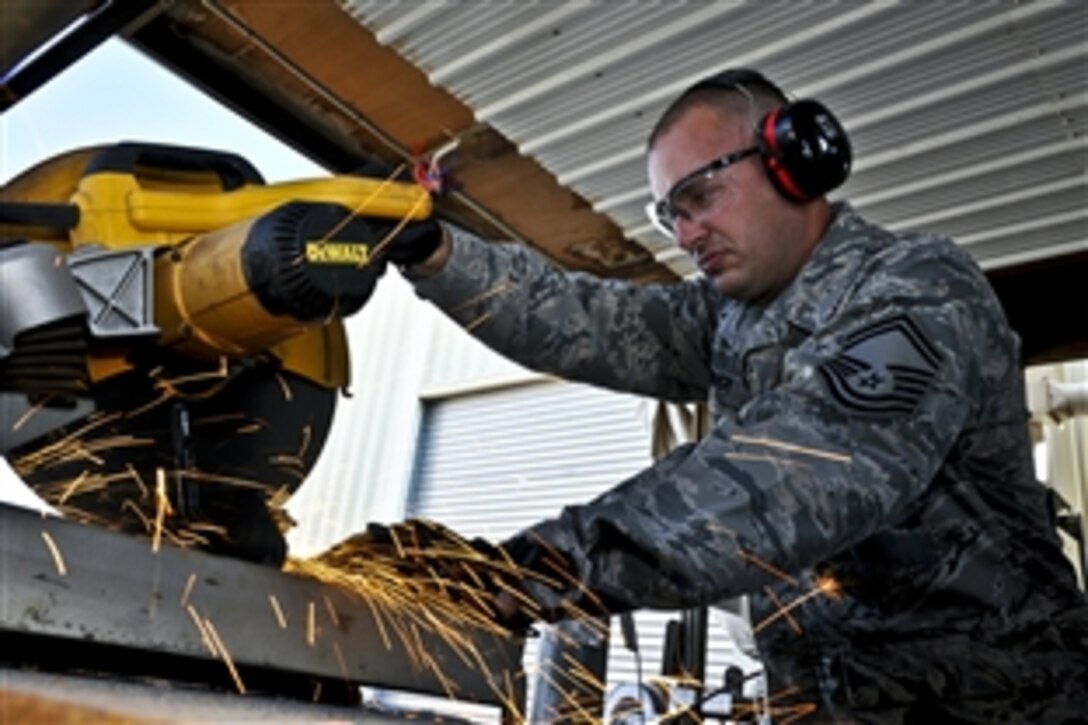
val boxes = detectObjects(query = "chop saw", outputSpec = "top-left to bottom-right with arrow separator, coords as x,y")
1,141 -> 428,565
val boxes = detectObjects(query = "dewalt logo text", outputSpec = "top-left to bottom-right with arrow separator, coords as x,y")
305,241 -> 371,266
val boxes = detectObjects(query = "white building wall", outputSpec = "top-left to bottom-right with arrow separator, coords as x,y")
1027,359 -> 1088,582
285,270 -> 539,556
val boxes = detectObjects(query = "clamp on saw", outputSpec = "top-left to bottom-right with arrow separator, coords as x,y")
0,142 -> 431,565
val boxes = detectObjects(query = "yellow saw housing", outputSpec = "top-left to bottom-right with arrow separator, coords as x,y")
2,142 -> 432,390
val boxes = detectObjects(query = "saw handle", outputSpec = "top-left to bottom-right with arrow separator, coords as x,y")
83,142 -> 265,191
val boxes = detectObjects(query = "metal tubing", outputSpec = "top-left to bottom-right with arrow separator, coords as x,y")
0,0 -> 165,112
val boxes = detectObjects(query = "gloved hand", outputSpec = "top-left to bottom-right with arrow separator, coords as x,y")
354,160 -> 445,268
346,519 -> 538,631
377,217 -> 445,268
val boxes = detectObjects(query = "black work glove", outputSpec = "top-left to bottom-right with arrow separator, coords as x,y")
378,217 -> 444,268
337,519 -> 524,628
353,161 -> 445,268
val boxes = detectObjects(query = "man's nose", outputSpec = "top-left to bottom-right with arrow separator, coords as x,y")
674,216 -> 704,254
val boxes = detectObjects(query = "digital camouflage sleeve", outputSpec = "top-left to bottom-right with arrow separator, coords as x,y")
412,205 -> 1088,721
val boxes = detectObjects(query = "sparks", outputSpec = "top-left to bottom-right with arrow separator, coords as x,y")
331,641 -> 351,685
204,616 -> 247,695
56,470 -> 90,506
307,600 -> 316,646
186,604 -> 217,657
753,577 -> 840,635
739,548 -> 799,587
322,163 -> 407,249
152,357 -> 228,391
366,190 -> 431,263
12,395 -> 52,432
764,585 -> 802,635
283,530 -> 533,714
180,572 -> 197,607
269,594 -> 288,629
464,311 -> 494,333
448,281 -> 514,314
731,433 -> 852,464
323,595 -> 340,628
815,573 -> 842,599
40,530 -> 67,576
152,467 -> 172,553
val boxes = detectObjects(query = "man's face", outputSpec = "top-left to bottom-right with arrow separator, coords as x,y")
648,104 -> 815,301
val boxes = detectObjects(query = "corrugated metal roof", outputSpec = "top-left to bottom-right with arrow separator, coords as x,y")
340,0 -> 1086,275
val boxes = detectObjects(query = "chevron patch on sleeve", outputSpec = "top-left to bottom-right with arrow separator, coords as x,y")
818,314 -> 942,416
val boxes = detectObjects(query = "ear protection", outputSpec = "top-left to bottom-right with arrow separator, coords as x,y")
686,69 -> 852,202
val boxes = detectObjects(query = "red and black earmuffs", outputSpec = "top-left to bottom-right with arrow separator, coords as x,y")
687,69 -> 852,202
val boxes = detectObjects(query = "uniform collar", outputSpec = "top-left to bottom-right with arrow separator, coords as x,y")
761,202 -> 895,334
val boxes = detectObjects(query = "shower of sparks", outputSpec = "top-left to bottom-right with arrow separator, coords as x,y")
561,652 -> 607,698
531,665 -> 598,724
731,434 -> 852,464
13,410 -> 146,477
40,530 -> 67,576
522,651 -> 607,723
284,523 -> 548,716
12,403 -> 848,725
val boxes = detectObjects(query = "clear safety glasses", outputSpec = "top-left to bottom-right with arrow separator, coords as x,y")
645,145 -> 760,237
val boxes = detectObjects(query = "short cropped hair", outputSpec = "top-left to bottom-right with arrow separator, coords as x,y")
648,69 -> 789,150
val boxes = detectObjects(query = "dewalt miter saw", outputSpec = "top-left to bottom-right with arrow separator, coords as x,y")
0,142 -> 430,564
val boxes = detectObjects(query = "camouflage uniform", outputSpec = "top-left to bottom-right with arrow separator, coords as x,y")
412,203 -> 1088,722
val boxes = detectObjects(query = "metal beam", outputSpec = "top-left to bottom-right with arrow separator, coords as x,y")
0,502 -> 524,712
0,0 -> 164,112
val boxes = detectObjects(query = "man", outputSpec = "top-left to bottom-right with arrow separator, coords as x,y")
379,69 -> 1088,721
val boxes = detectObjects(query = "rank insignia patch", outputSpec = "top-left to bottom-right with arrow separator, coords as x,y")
819,314 -> 942,416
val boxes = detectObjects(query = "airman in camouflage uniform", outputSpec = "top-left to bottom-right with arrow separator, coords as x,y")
397,70 -> 1088,722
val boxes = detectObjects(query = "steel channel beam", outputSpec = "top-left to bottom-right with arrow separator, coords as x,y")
0,502 -> 525,711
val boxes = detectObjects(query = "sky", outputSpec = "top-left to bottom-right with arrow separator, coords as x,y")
1,37 -> 328,508
1,38 -> 326,185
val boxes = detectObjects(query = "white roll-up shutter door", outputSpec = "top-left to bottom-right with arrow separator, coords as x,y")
409,379 -> 753,713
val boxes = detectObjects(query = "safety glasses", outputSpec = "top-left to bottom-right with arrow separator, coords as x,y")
645,145 -> 760,237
